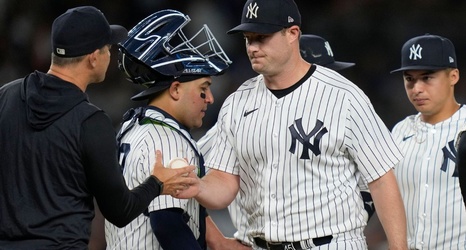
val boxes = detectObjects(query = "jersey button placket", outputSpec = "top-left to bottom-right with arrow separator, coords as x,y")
273,99 -> 281,140
267,99 -> 281,237
418,142 -> 430,246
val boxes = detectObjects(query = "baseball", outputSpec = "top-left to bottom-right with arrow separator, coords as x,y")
168,157 -> 189,169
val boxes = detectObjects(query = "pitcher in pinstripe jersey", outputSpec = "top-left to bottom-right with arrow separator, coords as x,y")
389,34 -> 466,249
176,0 -> 408,249
197,34 -> 375,249
104,10 -> 234,250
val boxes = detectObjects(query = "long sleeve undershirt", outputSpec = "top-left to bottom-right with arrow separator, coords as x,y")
81,111 -> 160,227
458,132 -> 466,209
150,208 -> 203,249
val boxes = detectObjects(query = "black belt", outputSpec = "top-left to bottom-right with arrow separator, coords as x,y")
254,235 -> 333,250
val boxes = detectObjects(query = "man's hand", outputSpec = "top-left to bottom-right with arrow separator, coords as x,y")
172,170 -> 201,199
151,150 -> 196,196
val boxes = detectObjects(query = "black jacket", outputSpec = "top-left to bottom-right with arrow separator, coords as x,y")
0,71 -> 160,249
458,132 -> 466,209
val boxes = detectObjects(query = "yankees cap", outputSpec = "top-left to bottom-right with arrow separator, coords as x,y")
227,0 -> 301,34
391,34 -> 457,73
300,34 -> 355,71
52,6 -> 128,57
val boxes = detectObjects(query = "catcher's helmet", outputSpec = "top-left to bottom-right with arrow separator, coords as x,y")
118,9 -> 231,100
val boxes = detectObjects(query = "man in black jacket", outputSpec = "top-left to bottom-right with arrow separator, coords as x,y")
457,129 -> 466,208
0,6 -> 195,250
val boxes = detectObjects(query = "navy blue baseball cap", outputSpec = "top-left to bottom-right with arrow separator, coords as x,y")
227,0 -> 301,34
391,34 -> 457,73
52,6 -> 128,57
299,34 -> 355,71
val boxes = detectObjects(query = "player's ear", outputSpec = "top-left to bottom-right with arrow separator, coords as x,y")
448,68 -> 459,86
168,81 -> 182,100
287,25 -> 300,43
87,49 -> 100,68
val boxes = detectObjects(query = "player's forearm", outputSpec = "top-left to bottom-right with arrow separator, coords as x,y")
369,170 -> 408,250
196,169 -> 239,209
206,216 -> 252,250
206,215 -> 226,250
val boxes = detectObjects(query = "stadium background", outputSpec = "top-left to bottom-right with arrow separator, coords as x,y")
1,0 -> 465,249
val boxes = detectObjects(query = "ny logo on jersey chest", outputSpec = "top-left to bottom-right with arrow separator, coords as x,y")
441,140 -> 458,177
289,118 -> 328,159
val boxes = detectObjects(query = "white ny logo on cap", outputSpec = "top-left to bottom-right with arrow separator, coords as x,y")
246,2 -> 259,19
324,41 -> 334,57
409,44 -> 422,60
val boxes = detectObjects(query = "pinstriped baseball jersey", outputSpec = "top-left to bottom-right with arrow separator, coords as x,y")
105,107 -> 202,250
199,122 -> 373,247
392,106 -> 466,249
205,65 -> 403,245
198,127 -> 253,246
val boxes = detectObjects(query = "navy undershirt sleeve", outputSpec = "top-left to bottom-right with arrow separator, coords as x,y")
150,208 -> 203,250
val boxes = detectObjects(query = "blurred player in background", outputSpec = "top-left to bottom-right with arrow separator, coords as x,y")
299,34 -> 355,71
103,9 -> 235,250
389,34 -> 466,249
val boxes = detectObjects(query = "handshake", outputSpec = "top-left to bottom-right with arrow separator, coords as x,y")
151,150 -> 200,197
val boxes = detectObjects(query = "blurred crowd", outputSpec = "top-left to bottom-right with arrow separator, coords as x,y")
1,0 -> 466,248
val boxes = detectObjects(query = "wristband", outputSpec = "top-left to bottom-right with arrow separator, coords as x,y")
151,175 -> 164,195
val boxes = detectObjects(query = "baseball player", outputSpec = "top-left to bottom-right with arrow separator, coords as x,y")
178,0 -> 408,249
389,34 -> 466,249
299,34 -> 355,71
197,33 -> 375,248
104,10 -> 232,250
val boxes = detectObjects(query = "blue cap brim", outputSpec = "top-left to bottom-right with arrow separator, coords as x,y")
227,23 -> 284,34
325,61 -> 355,71
390,65 -> 449,74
